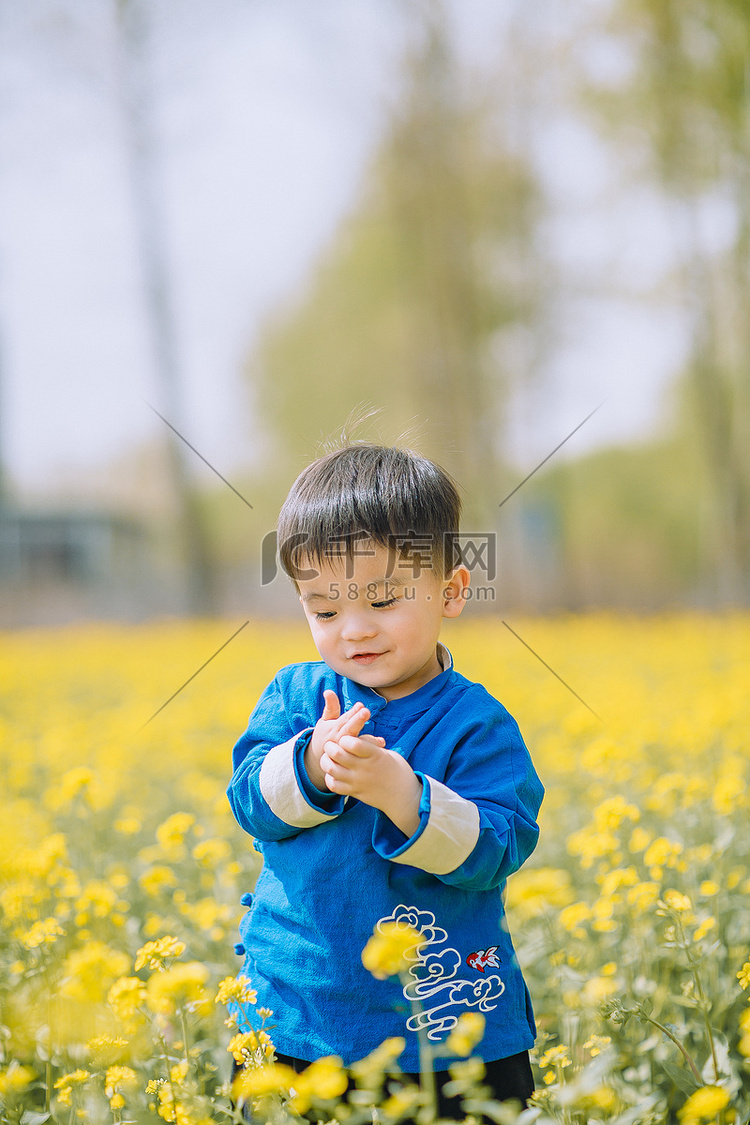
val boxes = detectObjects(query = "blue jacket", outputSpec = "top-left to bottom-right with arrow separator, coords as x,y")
227,645 -> 544,1071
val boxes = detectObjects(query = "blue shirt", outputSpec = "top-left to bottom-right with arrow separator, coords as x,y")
227,646 -> 544,1071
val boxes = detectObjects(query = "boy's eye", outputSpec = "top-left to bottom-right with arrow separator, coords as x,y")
314,611 -> 337,621
371,597 -> 397,609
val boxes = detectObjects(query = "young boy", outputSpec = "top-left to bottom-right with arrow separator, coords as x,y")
227,443 -> 543,1110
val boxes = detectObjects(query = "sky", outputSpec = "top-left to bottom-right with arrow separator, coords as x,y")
0,0 -> 696,499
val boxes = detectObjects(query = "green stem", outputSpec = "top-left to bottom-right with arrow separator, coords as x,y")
180,1009 -> 191,1068
640,1011 -> 702,1085
677,917 -> 719,1082
399,973 -> 437,1125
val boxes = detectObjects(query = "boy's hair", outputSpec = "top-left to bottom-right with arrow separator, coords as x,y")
277,443 -> 462,581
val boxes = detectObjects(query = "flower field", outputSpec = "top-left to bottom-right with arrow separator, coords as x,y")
1,614 -> 749,1124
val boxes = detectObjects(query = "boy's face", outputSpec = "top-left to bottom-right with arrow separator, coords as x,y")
297,542 -> 469,701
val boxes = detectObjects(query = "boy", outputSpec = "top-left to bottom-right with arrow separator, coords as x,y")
227,443 -> 543,1109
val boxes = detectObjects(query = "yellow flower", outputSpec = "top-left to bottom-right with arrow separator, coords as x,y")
737,960 -> 750,990
626,881 -> 660,911
135,935 -> 186,971
60,941 -> 130,1003
446,1013 -> 486,1056
693,917 -> 716,941
54,1069 -> 90,1107
232,1062 -> 298,1102
592,795 -> 640,831
0,1064 -> 35,1096
156,812 -> 195,857
77,879 -> 119,918
739,1008 -> 750,1057
215,975 -> 257,1006
558,902 -> 591,937
192,838 -> 231,866
350,1037 -> 406,1084
381,1084 -> 423,1117
583,1035 -> 612,1057
86,1035 -> 130,1067
170,1061 -> 189,1085
139,866 -> 178,895
361,921 -> 423,979
662,889 -> 693,916
290,1057 -> 348,1112
227,1031 -> 274,1063
114,816 -> 142,835
678,1085 -> 730,1123
505,867 -> 573,920
581,976 -> 618,1006
644,837 -> 683,870
538,1046 -> 572,1070
566,826 -> 619,869
108,976 -> 147,1023
628,826 -> 652,853
19,916 -> 65,949
105,1066 -> 137,1109
145,961 -> 210,1015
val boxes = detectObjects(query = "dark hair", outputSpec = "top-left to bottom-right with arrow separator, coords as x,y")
277,444 -> 461,582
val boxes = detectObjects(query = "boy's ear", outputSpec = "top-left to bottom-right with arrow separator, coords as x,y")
442,565 -> 471,619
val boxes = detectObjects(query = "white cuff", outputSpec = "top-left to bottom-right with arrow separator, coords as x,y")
390,777 -> 480,875
259,736 -> 338,828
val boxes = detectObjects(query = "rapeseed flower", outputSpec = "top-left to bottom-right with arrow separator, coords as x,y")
505,866 -> 573,920
350,1037 -> 406,1085
139,866 -> 178,895
0,1064 -> 34,1096
446,1012 -> 485,1056
678,1085 -> 730,1124
105,1065 -> 137,1109
290,1057 -> 348,1112
227,1030 -> 274,1063
156,812 -> 196,858
145,961 -> 210,1015
135,935 -> 186,971
107,976 -> 147,1029
53,1069 -> 90,1107
60,940 -> 130,1003
86,1034 -> 130,1066
19,916 -> 64,949
215,975 -> 257,1005
2,615 -> 750,1121
361,922 -> 423,979
232,1062 -> 298,1102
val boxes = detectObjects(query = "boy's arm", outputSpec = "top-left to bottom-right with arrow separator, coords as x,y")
344,705 -> 543,891
228,679 -> 366,842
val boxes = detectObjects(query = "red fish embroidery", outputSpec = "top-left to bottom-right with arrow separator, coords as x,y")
466,947 -> 500,973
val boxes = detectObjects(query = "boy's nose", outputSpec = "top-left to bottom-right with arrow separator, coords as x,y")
340,613 -> 378,641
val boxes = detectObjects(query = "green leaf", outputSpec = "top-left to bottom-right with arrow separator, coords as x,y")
670,993 -> 699,1008
660,1061 -> 700,1095
20,1112 -> 52,1125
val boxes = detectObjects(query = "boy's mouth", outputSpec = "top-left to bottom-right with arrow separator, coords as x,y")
350,652 -> 384,665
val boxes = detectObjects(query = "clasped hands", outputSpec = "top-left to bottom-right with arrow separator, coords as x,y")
303,690 -> 422,837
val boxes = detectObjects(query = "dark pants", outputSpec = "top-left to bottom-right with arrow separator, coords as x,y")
237,1050 -> 534,1119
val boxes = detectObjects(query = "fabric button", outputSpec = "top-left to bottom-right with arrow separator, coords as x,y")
233,943 -> 246,956
240,892 -> 253,907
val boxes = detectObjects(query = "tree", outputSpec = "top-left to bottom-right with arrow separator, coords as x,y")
115,0 -> 216,613
251,1 -> 548,529
591,0 -> 750,602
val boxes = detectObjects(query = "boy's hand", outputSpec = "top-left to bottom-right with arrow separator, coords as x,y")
320,730 -> 422,838
304,690 -> 385,791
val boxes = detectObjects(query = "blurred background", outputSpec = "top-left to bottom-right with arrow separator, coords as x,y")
0,0 -> 748,626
